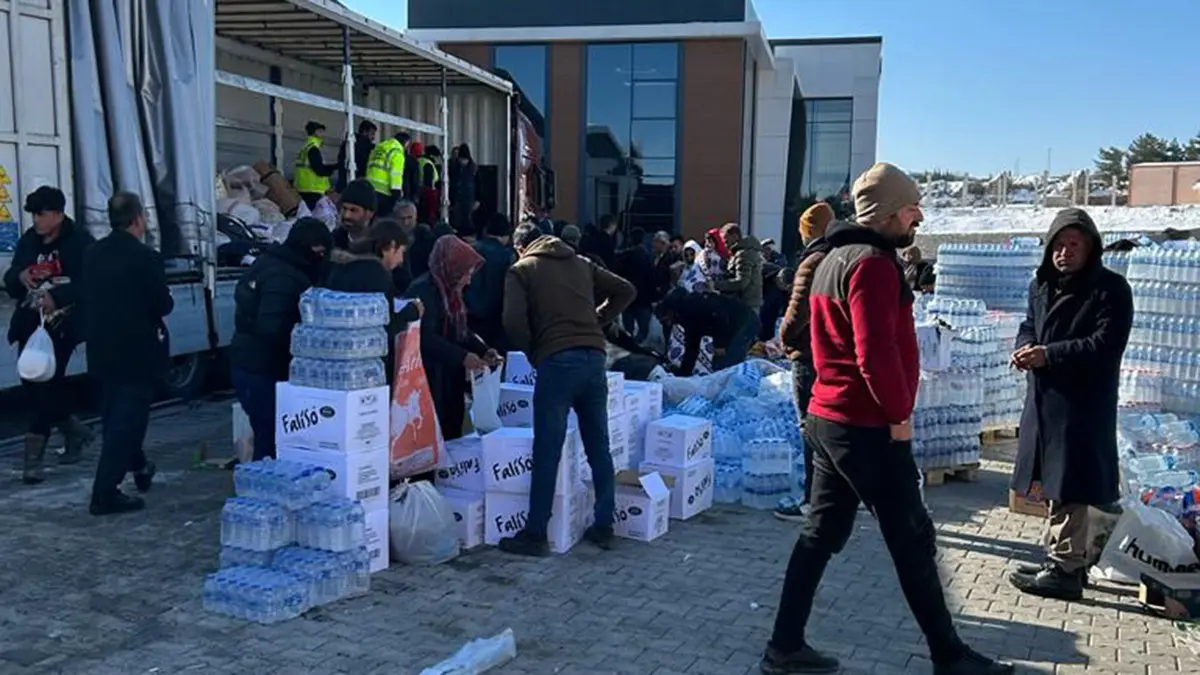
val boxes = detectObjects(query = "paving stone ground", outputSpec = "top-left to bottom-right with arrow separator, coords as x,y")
0,400 -> 1196,675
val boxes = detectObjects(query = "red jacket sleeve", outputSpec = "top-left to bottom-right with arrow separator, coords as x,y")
847,255 -> 915,424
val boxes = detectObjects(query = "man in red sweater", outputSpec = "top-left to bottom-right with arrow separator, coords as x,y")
761,163 -> 1012,675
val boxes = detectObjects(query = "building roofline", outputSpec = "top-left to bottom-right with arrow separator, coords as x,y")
1130,161 -> 1200,168
771,36 -> 883,47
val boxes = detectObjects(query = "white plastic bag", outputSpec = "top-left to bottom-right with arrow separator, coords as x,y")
388,481 -> 460,565
1095,500 -> 1200,584
17,319 -> 56,383
420,628 -> 517,675
470,367 -> 503,434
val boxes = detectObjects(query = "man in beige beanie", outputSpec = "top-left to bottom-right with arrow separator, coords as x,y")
762,163 -> 1012,675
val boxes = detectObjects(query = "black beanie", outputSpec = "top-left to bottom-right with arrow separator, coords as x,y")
340,180 -> 377,212
286,217 -> 333,251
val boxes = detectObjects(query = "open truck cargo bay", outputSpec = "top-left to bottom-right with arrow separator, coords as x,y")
0,0 -> 517,392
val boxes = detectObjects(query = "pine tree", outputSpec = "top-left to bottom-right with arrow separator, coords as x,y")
1094,146 -> 1128,188
1186,133 -> 1200,161
1126,133 -> 1172,165
1165,138 -> 1186,162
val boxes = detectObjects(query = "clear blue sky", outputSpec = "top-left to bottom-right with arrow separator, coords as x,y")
345,0 -> 1199,176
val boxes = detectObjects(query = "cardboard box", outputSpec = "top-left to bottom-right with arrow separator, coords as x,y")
276,445 -> 389,512
606,372 -> 626,416
1139,572 -> 1200,620
612,470 -> 671,542
503,351 -> 537,385
578,412 -> 630,483
916,322 -> 954,372
481,427 -> 578,495
484,485 -> 591,554
497,383 -> 536,427
1009,482 -> 1049,518
365,507 -> 390,574
437,487 -> 485,550
623,381 -> 664,422
434,434 -> 485,493
275,383 -> 389,453
641,458 -> 715,520
645,415 -> 713,468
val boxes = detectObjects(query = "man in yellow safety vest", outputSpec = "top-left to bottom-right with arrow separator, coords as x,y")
365,131 -> 411,218
294,121 -> 339,210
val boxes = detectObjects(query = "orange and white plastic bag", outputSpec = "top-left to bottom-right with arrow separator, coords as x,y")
390,320 -> 446,478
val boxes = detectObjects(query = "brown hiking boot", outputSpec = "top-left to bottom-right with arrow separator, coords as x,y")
22,434 -> 48,485
58,416 -> 95,465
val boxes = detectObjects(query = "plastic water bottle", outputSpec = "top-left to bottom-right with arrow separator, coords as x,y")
234,459 -> 332,510
220,498 -> 294,552
219,545 -> 275,569
298,289 -> 390,328
202,566 -> 309,624
290,325 -> 388,360
288,357 -> 387,391
295,498 -> 367,552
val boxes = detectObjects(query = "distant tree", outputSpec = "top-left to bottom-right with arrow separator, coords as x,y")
1186,133 -> 1200,161
1126,133 -> 1173,166
1165,138 -> 1187,162
1094,146 -> 1128,188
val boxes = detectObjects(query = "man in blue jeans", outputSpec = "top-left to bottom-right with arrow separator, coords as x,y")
498,223 -> 636,556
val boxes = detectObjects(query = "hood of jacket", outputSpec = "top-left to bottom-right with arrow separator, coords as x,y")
329,248 -> 382,266
823,220 -> 902,252
731,235 -> 762,255
522,235 -> 577,261
1037,208 -> 1104,284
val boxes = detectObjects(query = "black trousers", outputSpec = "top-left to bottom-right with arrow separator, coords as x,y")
19,338 -> 76,436
770,416 -> 965,665
91,382 -> 154,496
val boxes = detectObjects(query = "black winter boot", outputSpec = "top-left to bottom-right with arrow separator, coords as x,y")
22,434 -> 48,485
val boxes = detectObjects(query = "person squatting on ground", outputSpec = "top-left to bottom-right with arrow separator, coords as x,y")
1007,208 -> 1132,601
772,202 -> 835,521
761,163 -> 1012,675
655,287 -> 760,376
497,224 -> 636,556
5,186 -> 97,484
82,192 -> 174,516
229,218 -> 333,461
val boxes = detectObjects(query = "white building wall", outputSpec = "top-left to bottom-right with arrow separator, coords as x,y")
748,57 -> 796,246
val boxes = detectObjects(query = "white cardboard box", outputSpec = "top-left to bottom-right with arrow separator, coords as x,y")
276,445 -> 389,512
365,507 -> 390,573
484,484 -> 591,554
917,322 -> 954,372
623,381 -> 664,422
606,372 -> 625,416
434,434 -> 485,493
641,458 -> 715,520
275,383 -> 389,453
645,415 -> 713,468
437,487 -> 485,550
503,351 -> 537,385
481,426 -> 578,495
578,412 -> 630,483
498,382 -> 587,429
613,470 -> 671,542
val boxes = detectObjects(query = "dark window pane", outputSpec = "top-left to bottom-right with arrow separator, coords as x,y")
805,98 -> 853,123
494,45 -> 547,119
637,159 -> 676,179
586,44 -> 633,155
632,43 -> 678,80
631,119 -> 676,159
632,81 -> 677,119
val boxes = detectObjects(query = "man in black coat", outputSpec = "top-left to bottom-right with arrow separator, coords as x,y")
614,228 -> 656,343
230,218 -> 332,461
464,213 -> 516,350
656,288 -> 761,376
1008,208 -> 1133,600
4,186 -> 96,483
82,192 -> 175,516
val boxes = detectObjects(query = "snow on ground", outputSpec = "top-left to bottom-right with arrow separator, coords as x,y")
920,204 -> 1200,234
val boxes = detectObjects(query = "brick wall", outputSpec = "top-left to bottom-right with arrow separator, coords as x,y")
548,43 -> 583,222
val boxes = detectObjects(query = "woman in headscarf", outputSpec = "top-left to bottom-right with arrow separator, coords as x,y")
677,240 -> 709,292
703,227 -> 730,282
403,235 -> 501,440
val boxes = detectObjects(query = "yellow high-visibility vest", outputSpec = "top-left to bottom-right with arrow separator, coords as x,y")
366,138 -> 406,195
293,136 -> 331,194
418,157 -> 440,186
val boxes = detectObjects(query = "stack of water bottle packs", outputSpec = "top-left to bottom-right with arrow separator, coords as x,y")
203,459 -> 371,624
981,312 -> 1026,430
933,242 -> 1040,312
666,361 -> 803,510
914,298 -> 986,470
1125,244 -> 1200,416
290,288 -> 390,390
1117,412 -> 1200,537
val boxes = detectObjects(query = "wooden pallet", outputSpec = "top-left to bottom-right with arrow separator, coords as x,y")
923,463 -> 981,487
981,427 -> 1018,445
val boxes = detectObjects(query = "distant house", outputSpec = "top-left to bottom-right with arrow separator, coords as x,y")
1128,161 -> 1200,206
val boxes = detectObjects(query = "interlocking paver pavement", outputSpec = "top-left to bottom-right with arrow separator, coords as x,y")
1,400 -> 1196,674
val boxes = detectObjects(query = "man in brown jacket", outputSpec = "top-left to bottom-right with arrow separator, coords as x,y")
714,223 -> 765,311
498,223 -> 636,556
773,202 -> 835,522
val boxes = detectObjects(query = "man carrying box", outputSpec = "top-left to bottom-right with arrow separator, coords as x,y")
497,223 -> 636,556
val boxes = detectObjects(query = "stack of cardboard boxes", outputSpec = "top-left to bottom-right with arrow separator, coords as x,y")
640,415 -> 716,522
274,383 -> 392,573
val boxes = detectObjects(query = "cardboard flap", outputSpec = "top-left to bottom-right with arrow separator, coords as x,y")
638,472 -> 671,500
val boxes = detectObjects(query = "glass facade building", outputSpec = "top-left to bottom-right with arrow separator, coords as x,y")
493,44 -> 548,121
800,98 -> 854,202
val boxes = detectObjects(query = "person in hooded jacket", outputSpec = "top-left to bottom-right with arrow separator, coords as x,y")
579,215 -> 618,269
1007,208 -> 1132,601
773,202 -> 835,521
335,120 -> 377,192
230,218 -> 332,461
497,224 -> 636,556
5,186 -> 96,484
404,236 -> 501,441
714,223 -> 765,311
614,228 -> 656,343
464,212 -> 516,351
656,287 -> 760,376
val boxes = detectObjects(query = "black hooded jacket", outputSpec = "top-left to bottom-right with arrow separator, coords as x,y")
1012,208 -> 1133,505
658,288 -> 756,376
229,243 -> 324,381
4,216 -> 94,349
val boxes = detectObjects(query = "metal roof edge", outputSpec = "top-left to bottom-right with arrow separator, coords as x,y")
771,36 -> 884,47
288,0 -> 513,93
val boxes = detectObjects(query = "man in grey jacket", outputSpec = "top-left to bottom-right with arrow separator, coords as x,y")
715,223 -> 764,311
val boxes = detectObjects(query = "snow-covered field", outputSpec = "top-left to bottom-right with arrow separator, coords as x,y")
920,204 -> 1200,234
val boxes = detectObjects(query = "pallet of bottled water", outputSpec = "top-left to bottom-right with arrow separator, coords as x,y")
741,438 -> 795,509
913,369 -> 983,470
295,498 -> 367,552
933,243 -> 1039,312
1125,245 -> 1200,417
272,545 -> 370,606
234,459 -> 333,509
1104,250 -> 1131,277
288,356 -> 387,391
299,288 -> 389,328
203,566 -> 310,624
290,325 -> 388,361
982,312 -> 1026,430
221,498 -> 295,552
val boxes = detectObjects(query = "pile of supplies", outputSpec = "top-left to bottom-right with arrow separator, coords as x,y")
933,242 -> 1040,312
1124,244 -> 1200,416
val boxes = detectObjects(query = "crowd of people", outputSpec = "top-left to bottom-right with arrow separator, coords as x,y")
6,141 -> 1136,674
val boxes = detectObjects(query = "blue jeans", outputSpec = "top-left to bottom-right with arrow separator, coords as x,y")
231,367 -> 278,461
91,382 -> 154,495
526,347 -> 615,537
712,312 -> 761,371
